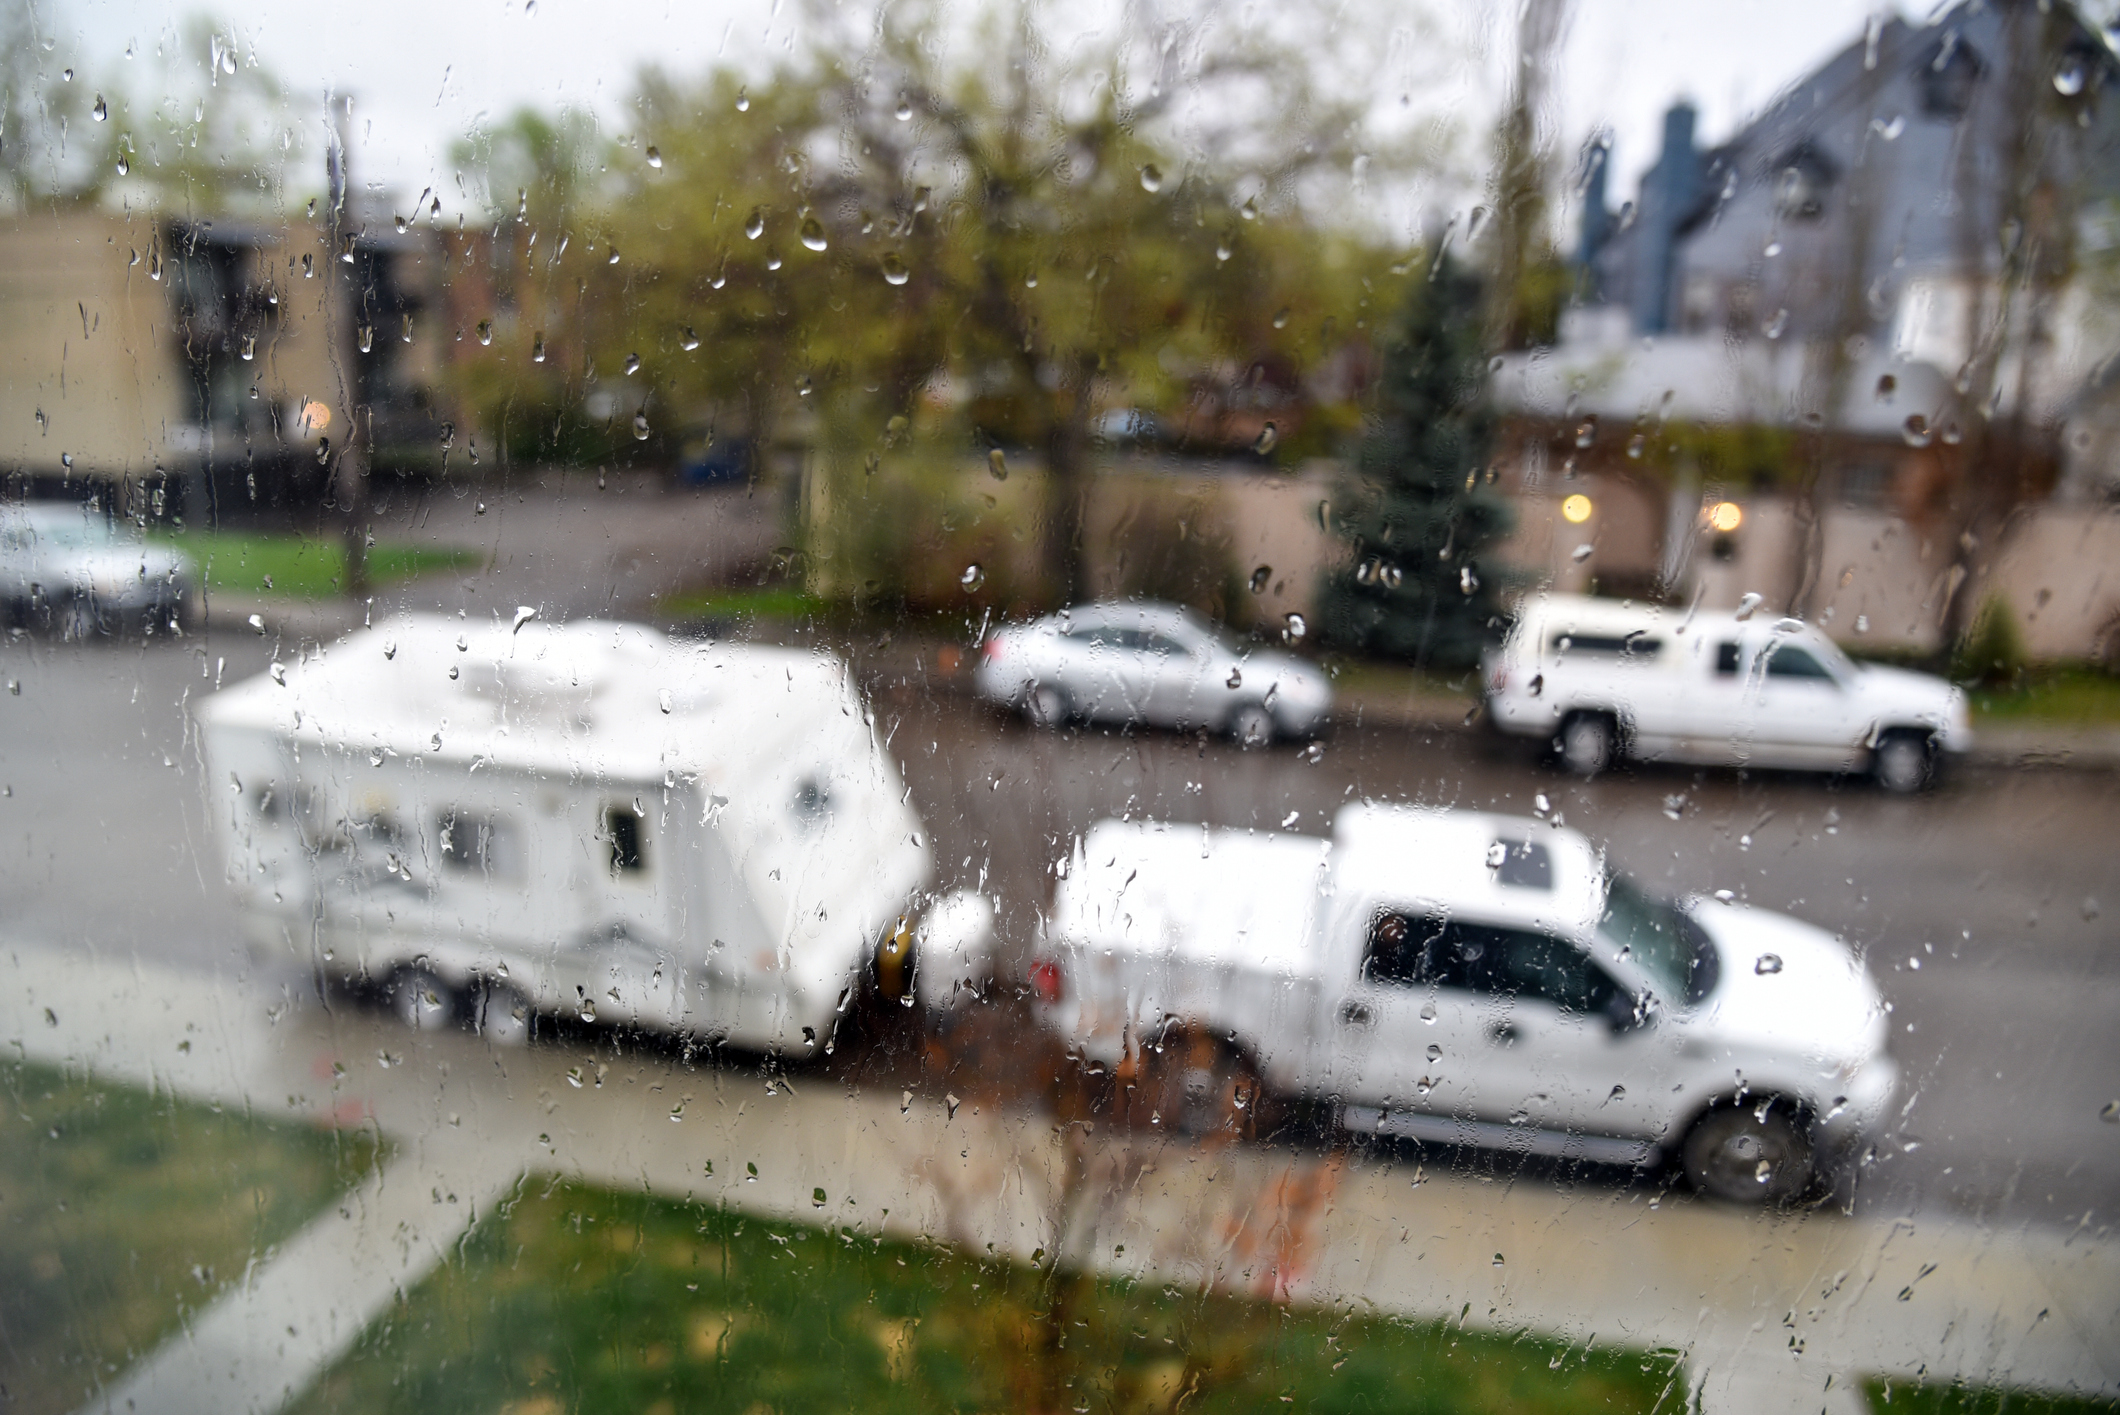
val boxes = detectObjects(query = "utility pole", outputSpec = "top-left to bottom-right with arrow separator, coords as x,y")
326,92 -> 371,600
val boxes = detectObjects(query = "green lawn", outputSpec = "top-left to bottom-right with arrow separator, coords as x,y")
0,1062 -> 382,1415
655,583 -> 827,624
1866,1377 -> 2118,1413
1966,666 -> 2120,728
151,530 -> 483,599
289,1179 -> 1682,1415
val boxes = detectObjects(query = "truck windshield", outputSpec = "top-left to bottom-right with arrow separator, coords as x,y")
1598,873 -> 1720,1005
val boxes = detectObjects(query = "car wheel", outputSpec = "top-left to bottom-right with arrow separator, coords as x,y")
468,978 -> 534,1046
1024,682 -> 1068,729
1227,701 -> 1275,748
1681,1101 -> 1814,1205
1873,731 -> 1935,794
1557,712 -> 1616,777
388,965 -> 456,1032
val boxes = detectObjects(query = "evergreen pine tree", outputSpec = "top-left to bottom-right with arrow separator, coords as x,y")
1320,255 -> 1514,670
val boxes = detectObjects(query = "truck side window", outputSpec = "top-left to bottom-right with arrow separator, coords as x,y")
1362,911 -> 1449,987
1364,911 -> 1616,1015
605,806 -> 647,873
1715,642 -> 1743,675
1763,644 -> 1834,681
1491,932 -> 1619,1016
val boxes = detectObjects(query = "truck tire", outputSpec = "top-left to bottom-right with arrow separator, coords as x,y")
1024,682 -> 1068,729
1137,1030 -> 1271,1140
1681,1100 -> 1813,1205
1872,730 -> 1935,794
1557,711 -> 1617,777
1227,701 -> 1275,748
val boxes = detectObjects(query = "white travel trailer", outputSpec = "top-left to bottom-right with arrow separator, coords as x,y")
198,614 -> 974,1050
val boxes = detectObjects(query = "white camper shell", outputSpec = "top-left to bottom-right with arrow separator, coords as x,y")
197,615 -> 936,1050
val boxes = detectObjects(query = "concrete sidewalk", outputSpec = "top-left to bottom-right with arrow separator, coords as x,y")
6,940 -> 2113,1415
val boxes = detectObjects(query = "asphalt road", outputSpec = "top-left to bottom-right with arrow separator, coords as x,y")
3,622 -> 2116,1235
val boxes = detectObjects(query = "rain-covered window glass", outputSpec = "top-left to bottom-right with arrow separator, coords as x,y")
6,0 -> 2118,1411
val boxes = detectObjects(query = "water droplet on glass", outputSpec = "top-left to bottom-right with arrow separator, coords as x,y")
1249,565 -> 1272,594
1138,163 -> 1163,193
511,605 -> 537,634
659,688 -> 674,714
960,563 -> 985,590
1574,418 -> 1597,449
945,1093 -> 962,1120
987,448 -> 1008,481
475,319 -> 492,346
115,154 -> 129,175
315,436 -> 331,464
1755,953 -> 1784,975
2055,60 -> 2087,96
1900,413 -> 1934,448
799,216 -> 828,252
1419,1001 -> 1437,1024
1253,422 -> 1278,455
744,207 -> 765,240
239,334 -> 255,361
1271,306 -> 1291,330
269,662 -> 287,685
624,352 -> 641,375
881,252 -> 910,285
370,747 -> 386,768
633,409 -> 651,440
1571,542 -> 1595,563
91,94 -> 107,121
357,325 -> 373,353
531,333 -> 546,363
1734,591 -> 1764,621
894,95 -> 913,121
1215,241 -> 1232,262
735,88 -> 749,112
1381,563 -> 1404,589
2100,1099 -> 2119,1123
1459,565 -> 1479,594
1226,668 -> 1243,690
1239,196 -> 1259,221
680,326 -> 700,351
1426,1043 -> 1442,1062
645,144 -> 662,168
1283,612 -> 1307,644
764,251 -> 782,270
1492,1252 -> 1505,1266
901,1089 -> 913,1113
1762,308 -> 1790,339
579,999 -> 597,1023
1763,238 -> 1783,259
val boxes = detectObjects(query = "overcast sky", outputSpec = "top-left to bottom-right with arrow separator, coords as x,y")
46,0 -> 1900,221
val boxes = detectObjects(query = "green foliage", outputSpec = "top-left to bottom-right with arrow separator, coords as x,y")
0,1063 -> 379,1415
1319,255 -> 1514,670
151,530 -> 482,599
1952,595 -> 2029,689
289,1178 -> 1684,1415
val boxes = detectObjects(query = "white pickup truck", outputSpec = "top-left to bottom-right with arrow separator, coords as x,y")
1033,804 -> 1897,1204
1481,594 -> 1971,791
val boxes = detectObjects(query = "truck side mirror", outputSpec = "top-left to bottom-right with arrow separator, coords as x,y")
1605,989 -> 1652,1035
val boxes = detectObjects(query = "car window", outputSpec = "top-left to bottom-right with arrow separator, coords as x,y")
1598,873 -> 1719,1005
1364,910 -> 1615,1014
1763,643 -> 1836,681
1714,640 -> 1743,674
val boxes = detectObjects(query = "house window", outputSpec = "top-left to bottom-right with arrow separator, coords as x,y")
1920,34 -> 1982,120
605,806 -> 647,873
1772,143 -> 1838,220
437,811 -> 519,877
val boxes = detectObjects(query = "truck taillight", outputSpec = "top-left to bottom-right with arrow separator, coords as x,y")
1028,957 -> 1064,1004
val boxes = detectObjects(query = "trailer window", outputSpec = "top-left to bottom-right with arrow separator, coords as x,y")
605,807 -> 647,873
1550,632 -> 1662,660
437,812 -> 518,878
1715,641 -> 1743,675
1763,644 -> 1836,681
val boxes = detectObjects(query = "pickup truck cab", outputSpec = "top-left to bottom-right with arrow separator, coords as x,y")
1034,804 -> 1897,1204
1481,593 -> 1970,791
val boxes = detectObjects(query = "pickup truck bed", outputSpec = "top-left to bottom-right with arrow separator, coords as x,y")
1046,820 -> 1331,1082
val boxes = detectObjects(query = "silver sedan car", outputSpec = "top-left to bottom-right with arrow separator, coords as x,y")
973,601 -> 1332,743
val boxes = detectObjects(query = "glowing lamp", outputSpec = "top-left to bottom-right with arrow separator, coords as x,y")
1561,494 -> 1594,524
1707,501 -> 1744,533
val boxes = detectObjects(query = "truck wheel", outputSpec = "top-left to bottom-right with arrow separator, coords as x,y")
1024,683 -> 1068,729
1557,712 -> 1616,777
1140,1031 -> 1270,1140
388,965 -> 455,1032
1681,1101 -> 1813,1205
1873,731 -> 1935,794
1227,701 -> 1275,748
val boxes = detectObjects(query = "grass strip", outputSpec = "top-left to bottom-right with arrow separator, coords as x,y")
0,1062 -> 383,1415
150,530 -> 483,599
291,1177 -> 1682,1415
1866,1376 -> 2118,1413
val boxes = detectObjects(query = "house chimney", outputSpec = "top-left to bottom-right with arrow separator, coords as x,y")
1632,100 -> 1700,335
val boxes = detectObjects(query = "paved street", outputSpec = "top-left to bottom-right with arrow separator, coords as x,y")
3,611 -> 2115,1237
